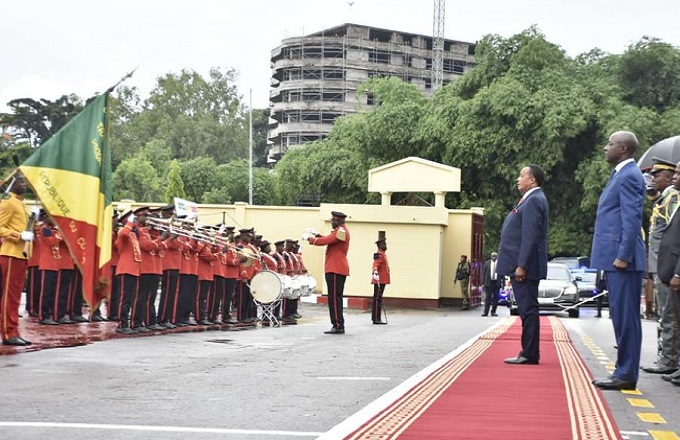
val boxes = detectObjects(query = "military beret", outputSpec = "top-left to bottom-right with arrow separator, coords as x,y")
650,157 -> 677,174
331,211 -> 347,218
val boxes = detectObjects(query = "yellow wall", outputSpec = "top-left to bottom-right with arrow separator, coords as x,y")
115,201 -> 482,305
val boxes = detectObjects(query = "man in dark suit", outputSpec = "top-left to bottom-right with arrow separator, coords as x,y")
482,252 -> 501,317
498,165 -> 549,365
656,160 -> 680,386
590,131 -> 646,391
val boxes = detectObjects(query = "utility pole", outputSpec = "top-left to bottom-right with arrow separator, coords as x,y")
432,0 -> 445,91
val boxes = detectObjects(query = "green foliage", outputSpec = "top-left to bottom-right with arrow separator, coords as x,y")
274,143 -> 367,206
164,159 -> 186,204
180,157 -> 220,203
112,157 -> 163,202
618,37 -> 680,112
0,94 -> 84,147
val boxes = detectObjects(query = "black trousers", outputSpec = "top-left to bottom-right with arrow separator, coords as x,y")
108,265 -> 120,319
512,278 -> 540,362
159,269 -> 179,323
220,277 -> 236,321
371,283 -> 386,322
197,279 -> 212,322
177,274 -> 198,323
56,269 -> 74,319
140,273 -> 161,325
117,274 -> 139,329
27,267 -> 42,316
483,282 -> 500,315
38,270 -> 58,321
70,270 -> 83,317
325,273 -> 346,329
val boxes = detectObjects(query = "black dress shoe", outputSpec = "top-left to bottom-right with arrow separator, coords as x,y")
71,316 -> 89,323
175,322 -> 189,327
197,319 -> 213,325
18,337 -> 32,346
115,327 -> 136,335
481,313 -> 488,317
491,313 -> 498,316
504,356 -> 539,365
146,324 -> 165,331
39,318 -> 59,325
3,337 -> 28,346
324,327 -> 345,334
671,377 -> 680,386
57,316 -> 75,324
592,377 -> 637,390
91,315 -> 107,322
641,365 -> 678,374
133,326 -> 152,333
372,321 -> 387,325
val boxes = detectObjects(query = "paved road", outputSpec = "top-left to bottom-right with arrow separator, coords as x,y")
0,303 -> 676,440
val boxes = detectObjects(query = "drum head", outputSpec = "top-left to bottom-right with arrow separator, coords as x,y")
308,276 -> 317,291
250,270 -> 283,304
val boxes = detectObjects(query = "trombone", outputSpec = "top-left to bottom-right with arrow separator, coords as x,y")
145,216 -> 259,267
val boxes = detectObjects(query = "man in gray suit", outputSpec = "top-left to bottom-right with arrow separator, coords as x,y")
482,252 -> 501,317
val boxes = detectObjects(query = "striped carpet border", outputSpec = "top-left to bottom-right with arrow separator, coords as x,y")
549,316 -> 621,440
344,318 -> 516,440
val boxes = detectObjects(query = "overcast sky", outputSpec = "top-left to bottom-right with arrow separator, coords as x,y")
1,0 -> 678,112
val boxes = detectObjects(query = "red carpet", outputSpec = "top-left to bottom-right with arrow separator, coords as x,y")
341,316 -> 621,440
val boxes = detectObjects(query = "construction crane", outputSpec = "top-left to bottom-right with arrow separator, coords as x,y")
432,0 -> 445,91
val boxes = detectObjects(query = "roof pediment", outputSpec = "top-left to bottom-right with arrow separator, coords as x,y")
368,157 -> 460,193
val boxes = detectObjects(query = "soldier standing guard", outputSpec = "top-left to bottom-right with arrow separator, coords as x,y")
455,255 -> 471,310
371,237 -> 390,325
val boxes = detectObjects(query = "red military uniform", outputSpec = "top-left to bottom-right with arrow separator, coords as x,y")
371,240 -> 390,324
307,211 -> 350,333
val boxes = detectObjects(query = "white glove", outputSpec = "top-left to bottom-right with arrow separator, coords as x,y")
372,271 -> 380,282
20,231 -> 35,242
31,206 -> 41,218
302,232 -> 311,241
306,227 -> 319,236
127,214 -> 136,224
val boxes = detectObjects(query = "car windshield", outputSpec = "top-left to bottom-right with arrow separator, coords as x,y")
547,264 -> 571,280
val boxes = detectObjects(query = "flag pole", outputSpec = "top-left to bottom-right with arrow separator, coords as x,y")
105,67 -> 138,93
248,88 -> 253,205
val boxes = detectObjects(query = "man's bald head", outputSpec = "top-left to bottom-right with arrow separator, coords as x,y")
605,131 -> 639,164
611,131 -> 639,155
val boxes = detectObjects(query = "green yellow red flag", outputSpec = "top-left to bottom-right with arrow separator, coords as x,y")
19,93 -> 113,310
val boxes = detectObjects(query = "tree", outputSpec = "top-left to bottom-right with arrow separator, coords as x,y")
112,157 -> 163,202
618,37 -> 680,112
179,157 -> 220,203
208,159 -> 277,205
164,159 -> 186,204
0,94 -> 84,147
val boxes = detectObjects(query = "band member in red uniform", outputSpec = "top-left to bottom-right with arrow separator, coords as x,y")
218,227 -> 239,324
371,237 -> 390,325
158,205 -> 180,329
136,208 -> 163,332
176,234 -> 200,326
26,210 -> 45,317
196,237 -> 217,325
114,210 -> 142,334
36,216 -> 65,325
107,215 -> 122,321
307,211 -> 350,334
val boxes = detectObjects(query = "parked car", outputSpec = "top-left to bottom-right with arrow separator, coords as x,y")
549,256 -> 590,270
508,262 -> 581,318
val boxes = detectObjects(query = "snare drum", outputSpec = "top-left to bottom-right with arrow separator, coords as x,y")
285,276 -> 302,299
250,270 -> 285,304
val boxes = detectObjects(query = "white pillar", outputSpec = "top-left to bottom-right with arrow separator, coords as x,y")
434,191 -> 446,208
381,192 -> 392,206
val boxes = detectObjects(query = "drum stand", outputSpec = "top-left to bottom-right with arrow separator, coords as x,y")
254,298 -> 282,327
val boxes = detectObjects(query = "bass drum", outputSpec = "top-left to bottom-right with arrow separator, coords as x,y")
250,270 -> 284,304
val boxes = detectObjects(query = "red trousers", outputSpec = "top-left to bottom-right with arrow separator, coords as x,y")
0,256 -> 28,340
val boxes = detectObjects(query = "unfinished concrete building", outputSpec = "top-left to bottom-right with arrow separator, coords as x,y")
268,23 -> 476,161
